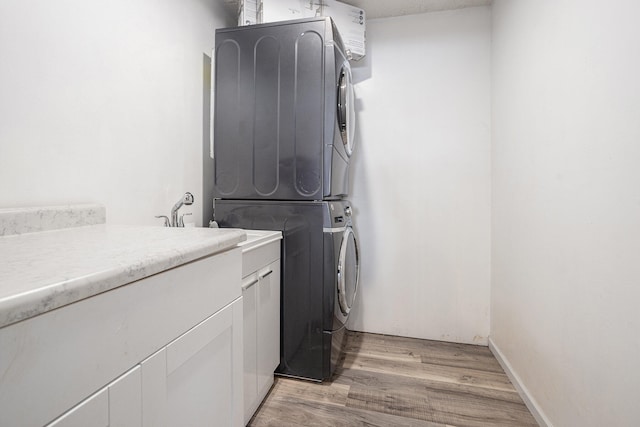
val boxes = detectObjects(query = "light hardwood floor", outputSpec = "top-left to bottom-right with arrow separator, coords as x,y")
249,331 -> 538,427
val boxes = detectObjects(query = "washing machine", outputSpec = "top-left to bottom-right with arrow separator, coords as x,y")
324,201 -> 359,373
213,17 -> 356,201
214,199 -> 360,381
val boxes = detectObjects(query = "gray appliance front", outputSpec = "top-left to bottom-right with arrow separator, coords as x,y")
214,199 -> 357,381
214,17 -> 353,201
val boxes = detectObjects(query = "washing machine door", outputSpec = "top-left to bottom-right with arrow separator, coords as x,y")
337,226 -> 360,317
337,64 -> 356,157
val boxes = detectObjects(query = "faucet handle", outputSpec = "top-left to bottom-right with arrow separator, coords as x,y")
155,215 -> 170,227
179,212 -> 193,227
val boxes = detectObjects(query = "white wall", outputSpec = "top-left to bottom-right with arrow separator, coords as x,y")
0,0 -> 233,225
491,1 -> 640,425
349,7 -> 491,345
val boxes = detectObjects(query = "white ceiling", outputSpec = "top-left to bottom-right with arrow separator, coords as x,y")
223,0 -> 492,20
338,0 -> 491,19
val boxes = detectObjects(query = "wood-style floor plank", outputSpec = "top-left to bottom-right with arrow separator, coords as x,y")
250,394 -> 450,427
347,331 -> 504,373
334,368 -> 530,407
342,352 -> 516,392
263,377 -> 350,407
346,386 -> 537,427
249,332 -> 537,427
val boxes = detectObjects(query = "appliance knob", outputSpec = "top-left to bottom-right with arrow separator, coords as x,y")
345,206 -> 352,217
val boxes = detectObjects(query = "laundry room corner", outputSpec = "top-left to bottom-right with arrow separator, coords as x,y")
348,6 -> 492,345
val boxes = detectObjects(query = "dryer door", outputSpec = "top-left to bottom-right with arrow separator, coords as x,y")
337,226 -> 360,317
337,64 -> 356,157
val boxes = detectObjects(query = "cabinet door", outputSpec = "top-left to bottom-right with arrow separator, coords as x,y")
109,366 -> 142,427
48,366 -> 141,427
256,260 -> 281,398
141,299 -> 243,427
242,274 -> 259,424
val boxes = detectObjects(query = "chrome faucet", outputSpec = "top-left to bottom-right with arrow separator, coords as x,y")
155,215 -> 170,227
170,192 -> 194,227
155,192 -> 194,227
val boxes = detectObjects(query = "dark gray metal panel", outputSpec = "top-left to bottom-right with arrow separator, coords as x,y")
215,39 -> 241,196
253,36 -> 280,196
214,200 -> 333,381
293,30 -> 323,197
213,18 -> 352,201
214,199 -> 357,381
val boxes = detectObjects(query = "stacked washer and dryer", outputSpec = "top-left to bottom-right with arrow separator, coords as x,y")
212,17 -> 360,381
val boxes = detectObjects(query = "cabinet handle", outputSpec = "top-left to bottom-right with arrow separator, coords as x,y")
242,278 -> 259,291
258,270 -> 273,279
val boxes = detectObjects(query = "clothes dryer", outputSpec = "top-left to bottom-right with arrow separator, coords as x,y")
215,199 -> 359,381
213,17 -> 356,201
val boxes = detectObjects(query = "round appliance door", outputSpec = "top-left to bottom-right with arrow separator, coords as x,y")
337,226 -> 360,317
337,64 -> 356,157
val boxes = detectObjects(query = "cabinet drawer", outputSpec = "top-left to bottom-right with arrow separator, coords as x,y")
242,239 -> 280,278
47,366 -> 141,427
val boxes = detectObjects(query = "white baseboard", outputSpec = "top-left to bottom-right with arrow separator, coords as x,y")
488,337 -> 553,427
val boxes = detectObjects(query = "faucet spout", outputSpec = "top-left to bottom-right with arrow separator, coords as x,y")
171,192 -> 194,227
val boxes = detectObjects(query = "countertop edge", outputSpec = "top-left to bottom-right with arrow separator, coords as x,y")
0,228 -> 246,329
238,230 -> 283,252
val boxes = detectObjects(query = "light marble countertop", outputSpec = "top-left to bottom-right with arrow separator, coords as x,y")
0,204 -> 106,236
0,224 -> 246,328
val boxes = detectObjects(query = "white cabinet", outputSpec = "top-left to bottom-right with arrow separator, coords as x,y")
242,261 -> 280,423
47,297 -> 244,427
48,367 -> 141,427
239,232 -> 281,424
255,260 -> 280,402
141,299 -> 243,427
243,274 -> 259,422
0,248 -> 242,427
